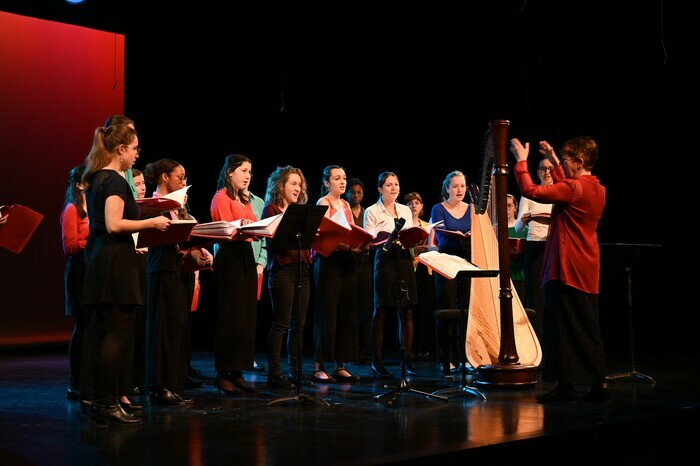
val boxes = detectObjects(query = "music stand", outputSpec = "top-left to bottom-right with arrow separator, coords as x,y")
431,268 -> 498,401
266,204 -> 330,406
373,242 -> 450,406
603,243 -> 660,385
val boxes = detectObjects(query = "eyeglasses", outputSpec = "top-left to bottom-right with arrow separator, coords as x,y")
123,144 -> 141,154
538,166 -> 554,173
171,174 -> 187,183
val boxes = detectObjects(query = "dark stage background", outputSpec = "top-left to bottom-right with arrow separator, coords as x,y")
0,1 -> 688,361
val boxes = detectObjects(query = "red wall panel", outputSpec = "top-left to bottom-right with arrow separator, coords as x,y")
0,11 -> 124,347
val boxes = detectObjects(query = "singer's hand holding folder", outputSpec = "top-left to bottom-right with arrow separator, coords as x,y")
311,211 -> 351,257
192,213 -> 284,240
342,223 -> 378,249
0,204 -> 44,254
135,219 -> 197,248
372,219 -> 444,249
136,186 -> 191,218
434,226 -> 470,241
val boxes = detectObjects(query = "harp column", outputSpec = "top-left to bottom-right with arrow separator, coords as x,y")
475,119 -> 539,387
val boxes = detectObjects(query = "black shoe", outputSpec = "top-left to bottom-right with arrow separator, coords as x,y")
151,388 -> 187,406
536,384 -> 578,403
404,362 -> 418,377
95,403 -> 143,426
230,374 -> 256,393
185,376 -> 204,388
310,370 -> 337,384
288,373 -> 314,386
250,361 -> 266,372
268,374 -> 295,389
66,387 -> 81,401
214,374 -> 239,395
119,401 -> 143,414
332,368 -> 360,383
188,366 -> 214,381
370,363 -> 392,379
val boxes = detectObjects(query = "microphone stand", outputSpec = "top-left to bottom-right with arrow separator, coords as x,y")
603,243 -> 659,385
373,239 -> 448,406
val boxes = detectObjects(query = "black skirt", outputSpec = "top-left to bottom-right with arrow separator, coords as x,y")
373,245 -> 418,307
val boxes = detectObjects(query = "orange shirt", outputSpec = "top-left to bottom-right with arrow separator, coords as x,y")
60,203 -> 88,256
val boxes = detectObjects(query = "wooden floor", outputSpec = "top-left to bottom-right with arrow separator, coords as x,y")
0,348 -> 698,466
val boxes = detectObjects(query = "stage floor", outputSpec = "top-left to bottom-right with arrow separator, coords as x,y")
1,349 -> 698,466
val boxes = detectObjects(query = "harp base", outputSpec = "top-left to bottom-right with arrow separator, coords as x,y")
474,364 -> 539,387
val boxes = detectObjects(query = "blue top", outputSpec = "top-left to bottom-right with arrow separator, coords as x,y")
430,202 -> 471,250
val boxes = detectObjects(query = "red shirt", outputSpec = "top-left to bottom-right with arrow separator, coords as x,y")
60,203 -> 88,256
210,188 -> 257,242
515,161 -> 606,294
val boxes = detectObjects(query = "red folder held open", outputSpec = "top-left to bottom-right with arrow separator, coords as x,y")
0,204 -> 44,254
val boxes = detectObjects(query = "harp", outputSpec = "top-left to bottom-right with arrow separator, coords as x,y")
465,120 -> 541,386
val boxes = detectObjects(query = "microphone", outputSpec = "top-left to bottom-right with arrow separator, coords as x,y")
382,217 -> 406,253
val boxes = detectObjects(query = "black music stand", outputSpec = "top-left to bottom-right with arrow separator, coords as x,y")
603,243 -> 660,385
373,242 -> 449,406
266,204 -> 330,406
431,268 -> 498,401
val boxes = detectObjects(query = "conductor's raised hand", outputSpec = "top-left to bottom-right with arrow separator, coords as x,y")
538,140 -> 560,165
508,138 -> 529,162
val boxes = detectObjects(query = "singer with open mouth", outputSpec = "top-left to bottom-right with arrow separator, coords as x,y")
363,171 -> 419,379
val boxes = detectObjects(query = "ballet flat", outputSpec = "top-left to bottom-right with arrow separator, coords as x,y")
332,369 -> 360,383
310,370 -> 337,384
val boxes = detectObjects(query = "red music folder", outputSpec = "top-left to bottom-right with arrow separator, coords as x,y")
508,237 -> 525,258
0,204 -> 44,254
311,214 -> 351,257
135,219 -> 197,248
372,220 -> 444,249
135,185 -> 191,218
343,223 -> 377,248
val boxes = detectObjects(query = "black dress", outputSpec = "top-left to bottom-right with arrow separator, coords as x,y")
83,170 -> 141,307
